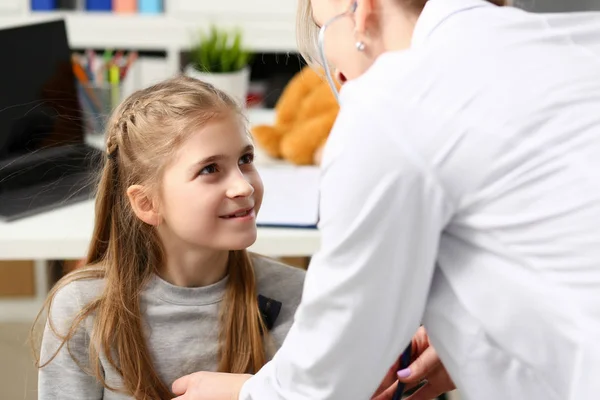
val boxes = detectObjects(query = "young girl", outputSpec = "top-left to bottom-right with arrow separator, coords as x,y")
31,75 -> 306,399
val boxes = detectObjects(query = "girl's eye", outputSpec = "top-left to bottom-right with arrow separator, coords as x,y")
239,153 -> 255,165
199,164 -> 218,175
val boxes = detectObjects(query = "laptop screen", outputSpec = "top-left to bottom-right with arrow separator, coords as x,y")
0,20 -> 84,161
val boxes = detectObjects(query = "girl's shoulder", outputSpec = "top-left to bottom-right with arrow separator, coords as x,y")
42,269 -> 105,339
251,255 -> 306,338
251,255 -> 306,303
50,270 -> 106,316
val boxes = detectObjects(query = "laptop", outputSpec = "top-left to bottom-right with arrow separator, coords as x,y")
0,20 -> 103,221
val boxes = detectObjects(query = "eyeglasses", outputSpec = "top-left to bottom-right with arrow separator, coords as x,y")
317,1 -> 358,103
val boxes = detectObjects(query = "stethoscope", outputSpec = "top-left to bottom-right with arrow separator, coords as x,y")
316,5 -> 413,397
317,2 -> 357,104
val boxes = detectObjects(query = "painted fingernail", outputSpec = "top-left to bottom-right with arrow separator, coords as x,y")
397,368 -> 411,379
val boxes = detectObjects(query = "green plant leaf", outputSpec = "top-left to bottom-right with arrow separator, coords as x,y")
231,30 -> 241,56
189,25 -> 252,73
210,28 -> 220,71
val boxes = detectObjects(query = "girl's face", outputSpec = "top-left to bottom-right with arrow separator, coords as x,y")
158,116 -> 263,252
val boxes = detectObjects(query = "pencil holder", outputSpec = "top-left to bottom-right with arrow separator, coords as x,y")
76,82 -> 122,135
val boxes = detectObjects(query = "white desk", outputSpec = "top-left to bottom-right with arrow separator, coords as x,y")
0,109 -> 321,261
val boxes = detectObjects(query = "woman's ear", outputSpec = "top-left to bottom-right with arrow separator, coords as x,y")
126,185 -> 161,226
354,0 -> 375,36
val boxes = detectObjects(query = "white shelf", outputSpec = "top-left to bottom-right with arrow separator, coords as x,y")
0,11 -> 298,52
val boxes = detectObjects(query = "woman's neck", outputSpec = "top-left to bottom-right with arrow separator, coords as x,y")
382,10 -> 418,52
158,240 -> 229,288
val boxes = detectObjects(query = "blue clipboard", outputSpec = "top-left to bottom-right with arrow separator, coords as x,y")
256,222 -> 318,229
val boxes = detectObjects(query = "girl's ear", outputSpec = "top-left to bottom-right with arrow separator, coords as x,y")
126,185 -> 161,226
354,0 -> 375,36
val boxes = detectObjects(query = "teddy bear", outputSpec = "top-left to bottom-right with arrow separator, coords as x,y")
251,66 -> 340,165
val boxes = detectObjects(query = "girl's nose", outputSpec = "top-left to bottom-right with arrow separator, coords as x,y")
226,173 -> 254,199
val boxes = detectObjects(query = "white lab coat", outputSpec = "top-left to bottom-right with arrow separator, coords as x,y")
240,0 -> 600,399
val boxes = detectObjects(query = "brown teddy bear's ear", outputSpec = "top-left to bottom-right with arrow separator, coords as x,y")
251,125 -> 285,158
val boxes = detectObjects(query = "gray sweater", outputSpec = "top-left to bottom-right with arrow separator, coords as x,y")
38,256 -> 305,399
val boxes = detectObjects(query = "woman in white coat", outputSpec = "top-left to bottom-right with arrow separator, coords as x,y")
172,0 -> 600,399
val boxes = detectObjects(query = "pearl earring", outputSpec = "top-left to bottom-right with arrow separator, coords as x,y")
355,41 -> 366,51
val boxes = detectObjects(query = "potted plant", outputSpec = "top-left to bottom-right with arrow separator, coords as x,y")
185,25 -> 253,106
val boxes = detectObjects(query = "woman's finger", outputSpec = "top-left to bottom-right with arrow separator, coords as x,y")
397,346 -> 441,384
404,378 -> 425,392
404,381 -> 441,400
371,359 -> 401,399
405,365 -> 456,400
411,326 -> 430,354
171,373 -> 193,396
372,378 -> 426,400
371,380 -> 398,400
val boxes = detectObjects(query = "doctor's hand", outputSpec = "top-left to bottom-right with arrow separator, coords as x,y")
171,371 -> 251,400
372,327 -> 456,400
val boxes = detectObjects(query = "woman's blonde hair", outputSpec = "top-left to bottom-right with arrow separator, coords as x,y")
297,0 -> 508,66
31,75 -> 269,399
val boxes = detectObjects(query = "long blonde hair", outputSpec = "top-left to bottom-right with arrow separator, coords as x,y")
297,0 -> 508,66
31,76 -> 269,399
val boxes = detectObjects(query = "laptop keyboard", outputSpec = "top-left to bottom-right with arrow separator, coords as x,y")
0,144 -> 103,221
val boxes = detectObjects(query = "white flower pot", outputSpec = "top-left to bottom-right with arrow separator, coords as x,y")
184,64 -> 251,107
